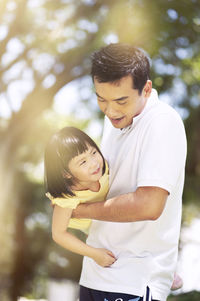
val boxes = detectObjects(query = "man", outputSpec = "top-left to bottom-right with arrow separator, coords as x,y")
73,43 -> 187,301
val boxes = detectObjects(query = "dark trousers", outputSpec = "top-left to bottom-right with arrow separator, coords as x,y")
80,286 -> 160,301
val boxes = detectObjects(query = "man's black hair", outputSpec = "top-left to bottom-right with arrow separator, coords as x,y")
91,43 -> 150,94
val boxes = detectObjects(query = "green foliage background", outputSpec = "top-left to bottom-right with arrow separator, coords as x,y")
0,0 -> 200,300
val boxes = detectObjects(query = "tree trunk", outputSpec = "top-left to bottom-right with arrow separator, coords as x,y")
0,141 -> 21,301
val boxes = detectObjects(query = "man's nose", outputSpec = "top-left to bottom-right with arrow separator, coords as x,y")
105,104 -> 118,117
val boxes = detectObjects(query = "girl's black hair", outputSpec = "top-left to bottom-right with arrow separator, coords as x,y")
91,43 -> 150,95
44,127 -> 105,198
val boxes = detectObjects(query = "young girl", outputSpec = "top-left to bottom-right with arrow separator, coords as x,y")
44,126 -> 116,268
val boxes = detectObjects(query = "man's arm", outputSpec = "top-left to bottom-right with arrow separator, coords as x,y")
72,186 -> 168,222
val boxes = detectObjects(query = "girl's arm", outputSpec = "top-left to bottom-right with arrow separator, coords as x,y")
52,205 -> 116,267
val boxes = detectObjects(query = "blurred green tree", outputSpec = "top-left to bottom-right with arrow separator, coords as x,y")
0,0 -> 199,300
168,291 -> 200,300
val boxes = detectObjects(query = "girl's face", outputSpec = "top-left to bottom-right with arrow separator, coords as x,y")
67,145 -> 104,189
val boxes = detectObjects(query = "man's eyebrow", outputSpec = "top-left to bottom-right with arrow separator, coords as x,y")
95,92 -> 103,98
95,92 -> 128,101
114,96 -> 128,101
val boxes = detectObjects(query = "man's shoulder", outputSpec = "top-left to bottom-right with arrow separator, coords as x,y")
147,95 -> 183,125
149,89 -> 181,117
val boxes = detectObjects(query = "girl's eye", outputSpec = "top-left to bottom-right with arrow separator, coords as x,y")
93,150 -> 97,155
80,160 -> 86,166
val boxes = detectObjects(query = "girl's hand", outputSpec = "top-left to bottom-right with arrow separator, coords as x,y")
92,248 -> 116,267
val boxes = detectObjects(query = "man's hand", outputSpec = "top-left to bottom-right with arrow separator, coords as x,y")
72,203 -> 89,219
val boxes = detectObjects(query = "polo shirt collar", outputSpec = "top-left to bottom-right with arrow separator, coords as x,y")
120,88 -> 159,134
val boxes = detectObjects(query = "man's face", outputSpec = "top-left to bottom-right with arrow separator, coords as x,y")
94,75 -> 152,129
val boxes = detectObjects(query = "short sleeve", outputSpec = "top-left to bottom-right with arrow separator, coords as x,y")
137,112 -> 187,193
46,192 -> 80,209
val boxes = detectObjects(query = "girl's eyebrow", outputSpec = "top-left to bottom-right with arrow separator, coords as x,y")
74,147 -> 93,164
74,154 -> 87,164
95,92 -> 128,102
90,147 -> 96,154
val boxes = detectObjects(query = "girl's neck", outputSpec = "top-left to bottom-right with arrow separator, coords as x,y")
72,180 -> 100,193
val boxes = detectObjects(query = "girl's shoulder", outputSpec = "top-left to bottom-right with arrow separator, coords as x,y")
46,192 -> 80,209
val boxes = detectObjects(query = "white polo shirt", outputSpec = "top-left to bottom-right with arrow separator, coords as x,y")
79,89 -> 187,301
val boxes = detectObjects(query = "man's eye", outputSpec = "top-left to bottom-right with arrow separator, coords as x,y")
117,101 -> 127,105
98,98 -> 105,102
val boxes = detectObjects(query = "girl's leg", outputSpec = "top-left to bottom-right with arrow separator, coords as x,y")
171,273 -> 183,291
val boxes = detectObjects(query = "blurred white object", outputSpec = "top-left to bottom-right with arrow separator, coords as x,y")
177,218 -> 200,293
47,279 -> 79,301
17,297 -> 47,301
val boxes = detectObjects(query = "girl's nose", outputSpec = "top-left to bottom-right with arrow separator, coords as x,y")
91,157 -> 99,169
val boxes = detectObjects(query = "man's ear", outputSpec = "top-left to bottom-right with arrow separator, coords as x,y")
143,80 -> 152,98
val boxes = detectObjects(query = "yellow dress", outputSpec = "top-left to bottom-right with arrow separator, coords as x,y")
46,162 -> 109,234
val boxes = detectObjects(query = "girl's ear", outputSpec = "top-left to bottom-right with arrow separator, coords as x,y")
62,171 -> 72,179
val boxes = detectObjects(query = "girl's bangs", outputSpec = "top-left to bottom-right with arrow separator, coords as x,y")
62,136 -> 90,161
